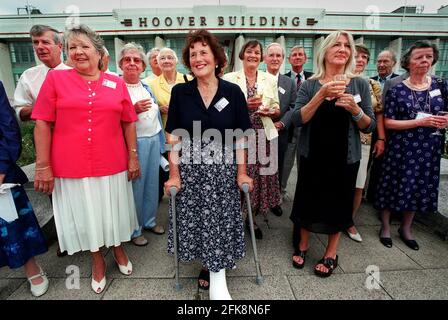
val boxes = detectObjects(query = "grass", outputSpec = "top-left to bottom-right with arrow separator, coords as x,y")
17,122 -> 35,167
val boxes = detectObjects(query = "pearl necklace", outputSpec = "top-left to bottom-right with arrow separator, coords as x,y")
405,76 -> 431,91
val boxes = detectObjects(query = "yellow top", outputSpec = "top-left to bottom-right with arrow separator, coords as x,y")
149,72 -> 193,128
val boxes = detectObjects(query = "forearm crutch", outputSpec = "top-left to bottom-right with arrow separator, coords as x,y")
242,183 -> 263,285
169,186 -> 182,291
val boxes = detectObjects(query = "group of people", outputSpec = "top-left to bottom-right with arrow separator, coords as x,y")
0,22 -> 447,299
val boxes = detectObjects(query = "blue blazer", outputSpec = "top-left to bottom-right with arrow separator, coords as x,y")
0,81 -> 28,184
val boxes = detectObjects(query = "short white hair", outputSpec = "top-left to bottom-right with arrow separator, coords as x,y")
157,47 -> 178,65
265,43 -> 285,58
146,47 -> 160,61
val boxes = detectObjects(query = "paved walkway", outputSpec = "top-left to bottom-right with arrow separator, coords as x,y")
1,161 -> 448,300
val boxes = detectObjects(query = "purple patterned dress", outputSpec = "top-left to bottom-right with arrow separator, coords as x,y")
244,78 -> 281,217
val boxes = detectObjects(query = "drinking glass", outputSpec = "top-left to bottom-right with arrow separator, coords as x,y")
333,74 -> 347,95
430,111 -> 448,137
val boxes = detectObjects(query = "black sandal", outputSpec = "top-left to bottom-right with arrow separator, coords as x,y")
314,255 -> 338,278
198,268 -> 210,290
292,249 -> 307,269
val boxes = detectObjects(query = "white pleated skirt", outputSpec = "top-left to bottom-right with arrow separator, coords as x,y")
52,171 -> 139,255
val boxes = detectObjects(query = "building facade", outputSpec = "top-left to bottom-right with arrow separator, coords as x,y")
0,5 -> 448,97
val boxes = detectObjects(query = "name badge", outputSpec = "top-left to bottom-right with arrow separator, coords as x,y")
214,97 -> 229,112
353,94 -> 362,104
278,87 -> 286,95
102,79 -> 117,89
429,89 -> 441,98
416,112 -> 432,120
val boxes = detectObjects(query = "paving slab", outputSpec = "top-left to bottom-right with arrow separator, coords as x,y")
0,279 -> 26,300
227,275 -> 295,300
378,269 -> 448,300
288,273 -> 391,300
102,278 -> 198,300
230,231 -> 338,277
317,226 -> 423,274
391,225 -> 448,269
104,237 -> 174,279
7,277 -> 107,300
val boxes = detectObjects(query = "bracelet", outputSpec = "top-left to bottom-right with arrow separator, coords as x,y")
377,138 -> 385,141
352,109 -> 364,122
35,166 -> 50,171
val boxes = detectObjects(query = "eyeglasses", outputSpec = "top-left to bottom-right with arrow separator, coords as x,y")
159,55 -> 175,61
123,56 -> 142,64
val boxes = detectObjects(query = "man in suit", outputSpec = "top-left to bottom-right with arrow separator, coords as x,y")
282,46 -> 313,199
366,49 -> 404,203
264,43 -> 297,218
281,45 -> 313,248
284,46 -> 314,88
371,50 -> 399,90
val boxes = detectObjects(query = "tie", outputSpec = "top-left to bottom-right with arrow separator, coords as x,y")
296,73 -> 302,90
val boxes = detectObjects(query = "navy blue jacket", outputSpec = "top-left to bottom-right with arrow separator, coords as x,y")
0,81 -> 28,184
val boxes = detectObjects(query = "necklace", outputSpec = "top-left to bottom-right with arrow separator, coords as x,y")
84,73 -> 102,97
126,82 -> 146,100
405,76 -> 430,91
410,87 -> 431,114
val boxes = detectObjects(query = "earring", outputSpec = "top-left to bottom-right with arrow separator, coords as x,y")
215,65 -> 219,69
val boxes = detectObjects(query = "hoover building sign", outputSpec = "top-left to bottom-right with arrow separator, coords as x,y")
115,7 -> 321,30
120,15 -> 319,28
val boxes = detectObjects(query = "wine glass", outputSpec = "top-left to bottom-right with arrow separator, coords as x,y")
430,111 -> 448,137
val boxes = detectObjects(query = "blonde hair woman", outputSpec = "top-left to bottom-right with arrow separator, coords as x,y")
289,31 -> 375,277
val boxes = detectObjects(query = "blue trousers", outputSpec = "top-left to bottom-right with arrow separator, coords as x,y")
132,135 -> 161,238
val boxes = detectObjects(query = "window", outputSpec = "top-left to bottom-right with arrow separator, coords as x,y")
435,39 -> 448,78
9,41 -> 36,86
9,41 -> 35,65
103,38 -> 117,73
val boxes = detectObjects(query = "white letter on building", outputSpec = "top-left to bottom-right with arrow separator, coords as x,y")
365,5 -> 380,30
65,5 -> 80,29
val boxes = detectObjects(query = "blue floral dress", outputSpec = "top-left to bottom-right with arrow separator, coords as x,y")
0,186 -> 48,269
0,80 -> 48,269
374,78 -> 447,213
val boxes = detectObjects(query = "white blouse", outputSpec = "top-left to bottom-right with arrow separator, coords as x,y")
126,82 -> 162,138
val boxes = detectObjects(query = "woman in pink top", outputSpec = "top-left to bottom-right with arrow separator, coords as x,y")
32,25 -> 140,294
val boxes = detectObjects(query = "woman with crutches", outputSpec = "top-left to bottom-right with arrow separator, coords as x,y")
164,29 -> 253,300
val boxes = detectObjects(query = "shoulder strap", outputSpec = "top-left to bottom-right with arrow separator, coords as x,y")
435,77 -> 448,108
183,74 -> 189,83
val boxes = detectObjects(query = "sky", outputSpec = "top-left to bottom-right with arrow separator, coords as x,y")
0,0 -> 446,15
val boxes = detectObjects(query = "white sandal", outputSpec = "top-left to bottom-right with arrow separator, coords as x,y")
28,267 -> 49,297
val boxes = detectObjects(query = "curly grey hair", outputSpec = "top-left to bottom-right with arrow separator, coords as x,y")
64,24 -> 105,70
118,42 -> 148,69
